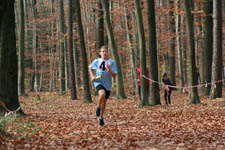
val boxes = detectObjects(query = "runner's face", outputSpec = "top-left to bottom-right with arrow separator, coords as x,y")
100,48 -> 108,59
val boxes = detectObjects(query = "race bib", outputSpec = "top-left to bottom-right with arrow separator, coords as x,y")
98,59 -> 111,72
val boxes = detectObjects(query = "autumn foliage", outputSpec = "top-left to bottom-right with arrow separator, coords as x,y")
0,89 -> 224,149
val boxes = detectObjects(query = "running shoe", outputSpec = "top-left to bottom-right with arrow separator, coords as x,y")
99,118 -> 104,126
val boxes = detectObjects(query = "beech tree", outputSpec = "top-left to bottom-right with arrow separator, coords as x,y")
134,0 -> 148,106
123,1 -> 138,92
30,0 -> 37,92
68,0 -> 77,100
95,0 -> 104,50
210,0 -> 223,99
168,0 -> 176,86
147,0 -> 161,105
58,0 -> 66,94
200,0 -> 213,96
74,0 -> 92,103
184,0 -> 200,104
0,0 -> 24,114
17,0 -> 25,96
176,0 -> 185,92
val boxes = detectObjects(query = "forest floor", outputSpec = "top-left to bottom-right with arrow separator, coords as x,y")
0,88 -> 225,150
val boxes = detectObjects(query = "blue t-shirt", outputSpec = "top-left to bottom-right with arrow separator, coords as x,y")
89,58 -> 117,91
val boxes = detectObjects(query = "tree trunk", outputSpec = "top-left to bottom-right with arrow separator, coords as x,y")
74,0 -> 92,103
0,0 -> 24,114
95,0 -> 104,51
124,2 -> 138,92
39,42 -> 43,91
18,0 -> 25,96
200,0 -> 213,96
184,0 -> 200,104
210,0 -> 223,99
101,0 -> 126,99
181,15 -> 188,85
30,0 -> 37,92
176,0 -> 185,92
132,11 -> 140,94
58,0 -> 66,94
147,0 -> 161,106
72,1 -> 81,89
168,0 -> 176,86
64,36 -> 68,92
68,0 -> 77,100
49,0 -> 57,92
134,0 -> 148,106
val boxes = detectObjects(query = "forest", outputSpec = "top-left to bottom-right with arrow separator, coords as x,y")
0,0 -> 224,149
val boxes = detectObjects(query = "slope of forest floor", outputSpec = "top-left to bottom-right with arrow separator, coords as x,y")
0,88 -> 225,150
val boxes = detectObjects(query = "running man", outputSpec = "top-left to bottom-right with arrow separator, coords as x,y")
89,46 -> 117,126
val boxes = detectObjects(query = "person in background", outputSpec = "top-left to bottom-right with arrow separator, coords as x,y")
136,64 -> 150,100
89,46 -> 117,126
162,73 -> 173,105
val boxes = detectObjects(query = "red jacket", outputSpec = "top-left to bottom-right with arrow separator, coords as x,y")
136,65 -> 150,86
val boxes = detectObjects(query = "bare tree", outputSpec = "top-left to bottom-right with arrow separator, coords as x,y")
30,0 -> 38,92
210,0 -> 223,99
200,0 -> 213,96
0,0 -> 24,115
176,0 -> 185,92
96,0 -> 104,50
18,0 -> 25,96
68,0 -> 77,100
123,1 -> 138,92
168,0 -> 176,86
184,0 -> 200,104
58,0 -> 66,94
133,0 -> 148,106
147,0 -> 161,105
74,0 -> 92,103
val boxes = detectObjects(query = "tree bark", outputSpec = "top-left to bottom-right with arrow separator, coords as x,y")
181,15 -> 188,85
168,0 -> 176,86
30,0 -> 37,92
68,0 -> 77,100
147,0 -> 161,105
176,0 -> 185,92
210,0 -> 223,99
184,0 -> 200,104
49,0 -> 57,92
0,0 -> 24,114
134,0 -> 148,106
200,0 -> 213,96
74,0 -> 92,103
124,2 -> 138,92
58,0 -> 66,94
72,1 -> 81,89
18,0 -> 25,96
95,0 -> 104,51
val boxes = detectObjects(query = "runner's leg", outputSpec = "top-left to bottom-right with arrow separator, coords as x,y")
168,90 -> 171,104
98,89 -> 106,118
164,90 -> 168,104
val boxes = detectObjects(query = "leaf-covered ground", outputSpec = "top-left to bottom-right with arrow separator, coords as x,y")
1,89 -> 225,150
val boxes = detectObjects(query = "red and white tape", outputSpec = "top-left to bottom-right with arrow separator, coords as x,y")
141,75 -> 225,94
